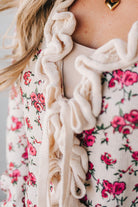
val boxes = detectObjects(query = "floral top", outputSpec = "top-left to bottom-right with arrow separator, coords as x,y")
0,2 -> 138,206
0,41 -> 138,207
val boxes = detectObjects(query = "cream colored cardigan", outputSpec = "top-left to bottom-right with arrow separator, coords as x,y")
32,0 -> 138,206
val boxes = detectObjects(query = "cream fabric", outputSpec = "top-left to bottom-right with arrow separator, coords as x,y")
33,0 -> 138,206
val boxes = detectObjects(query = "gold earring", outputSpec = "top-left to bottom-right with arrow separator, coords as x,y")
105,0 -> 120,11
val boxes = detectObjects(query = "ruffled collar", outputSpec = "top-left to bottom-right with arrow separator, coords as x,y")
34,0 -> 138,206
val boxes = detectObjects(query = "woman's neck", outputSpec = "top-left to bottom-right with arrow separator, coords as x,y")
69,0 -> 138,49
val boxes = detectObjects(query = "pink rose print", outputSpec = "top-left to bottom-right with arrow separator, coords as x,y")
10,85 -> 18,100
37,93 -> 45,105
86,161 -> 94,180
83,134 -> 96,147
112,182 -> 126,196
26,117 -> 33,129
108,77 -> 116,88
89,161 -> 94,170
124,110 -> 138,126
84,128 -> 95,135
108,70 -> 123,88
8,142 -> 13,151
27,141 -> 37,156
34,115 -> 42,129
111,113 -> 136,135
118,124 -> 133,135
10,116 -> 23,131
31,92 -> 46,113
86,171 -> 91,180
23,175 -> 28,182
122,70 -> 138,86
132,151 -> 138,161
27,199 -> 32,207
9,162 -> 14,170
22,146 -> 28,160
9,169 -> 21,184
101,152 -> 117,169
22,197 -> 25,207
23,71 -> 34,86
102,180 -> 126,199
31,92 -> 38,102
28,172 -> 36,186
34,102 -> 42,112
100,96 -> 109,114
111,116 -> 126,128
108,69 -> 138,88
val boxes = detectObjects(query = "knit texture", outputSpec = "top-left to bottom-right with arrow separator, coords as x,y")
0,0 -> 138,206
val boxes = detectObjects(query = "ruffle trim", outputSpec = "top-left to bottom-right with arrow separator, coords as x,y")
35,0 -> 138,206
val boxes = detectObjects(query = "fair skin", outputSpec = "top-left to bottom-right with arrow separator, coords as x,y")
63,0 -> 138,98
69,0 -> 138,49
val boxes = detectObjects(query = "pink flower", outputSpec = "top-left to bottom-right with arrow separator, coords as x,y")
22,197 -> 25,206
11,116 -> 23,131
23,71 -> 32,85
83,134 -> 96,147
34,102 -> 41,112
108,78 -> 116,88
106,137 -> 109,142
111,116 -> 126,128
124,110 -> 138,124
132,151 -> 138,161
31,92 -> 38,102
23,175 -> 28,182
38,93 -> 45,105
22,146 -> 28,160
28,172 -> 36,186
38,80 -> 42,85
122,70 -> 138,86
113,70 -> 124,82
9,162 -> 14,170
102,180 -> 126,199
26,117 -> 33,129
102,188 -> 109,198
97,179 -> 100,185
88,161 -> 94,170
121,98 -> 124,103
28,142 -> 37,156
134,62 -> 138,67
108,70 -> 138,89
86,171 -> 91,180
112,182 -> 126,196
10,169 -> 21,178
8,143 -> 13,151
11,177 -> 18,183
84,128 -> 95,135
27,199 -> 32,207
118,125 -> 133,134
10,169 -> 21,183
101,152 -> 117,166
103,180 -> 113,194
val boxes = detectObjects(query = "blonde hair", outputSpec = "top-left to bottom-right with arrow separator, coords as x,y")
0,0 -> 56,91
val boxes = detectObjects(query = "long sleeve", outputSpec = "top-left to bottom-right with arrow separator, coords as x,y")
0,82 -> 28,207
